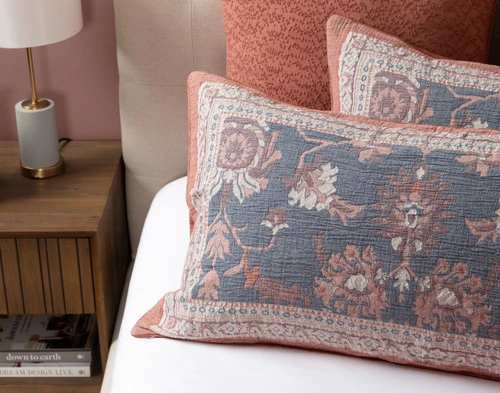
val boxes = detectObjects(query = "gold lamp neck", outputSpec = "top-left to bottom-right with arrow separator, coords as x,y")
21,47 -> 50,110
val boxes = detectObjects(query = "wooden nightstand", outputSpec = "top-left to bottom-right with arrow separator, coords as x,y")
0,141 -> 131,393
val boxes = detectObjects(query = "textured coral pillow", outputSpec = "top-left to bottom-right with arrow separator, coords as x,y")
134,72 -> 500,381
221,0 -> 497,111
327,15 -> 500,128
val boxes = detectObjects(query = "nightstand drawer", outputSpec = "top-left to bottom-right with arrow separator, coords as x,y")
0,237 -> 95,315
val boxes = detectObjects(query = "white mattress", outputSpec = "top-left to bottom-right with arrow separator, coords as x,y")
102,177 -> 499,393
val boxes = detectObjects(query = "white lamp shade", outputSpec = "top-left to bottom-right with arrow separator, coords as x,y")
0,0 -> 82,48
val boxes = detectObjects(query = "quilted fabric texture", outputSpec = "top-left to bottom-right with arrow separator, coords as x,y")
221,0 -> 497,111
327,15 -> 500,128
134,72 -> 500,380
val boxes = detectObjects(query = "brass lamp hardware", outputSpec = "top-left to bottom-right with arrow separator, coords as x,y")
21,48 -> 50,110
20,158 -> 65,179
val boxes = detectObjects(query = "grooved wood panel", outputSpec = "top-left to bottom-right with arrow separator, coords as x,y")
59,238 -> 84,313
46,238 -> 66,313
38,240 -> 53,314
0,239 -> 24,313
17,238 -> 45,314
0,238 -> 96,315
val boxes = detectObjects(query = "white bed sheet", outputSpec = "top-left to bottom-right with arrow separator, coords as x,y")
102,177 -> 499,393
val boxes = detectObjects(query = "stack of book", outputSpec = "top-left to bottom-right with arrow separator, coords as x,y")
0,314 -> 96,378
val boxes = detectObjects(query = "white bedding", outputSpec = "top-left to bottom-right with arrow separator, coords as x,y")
102,177 -> 499,393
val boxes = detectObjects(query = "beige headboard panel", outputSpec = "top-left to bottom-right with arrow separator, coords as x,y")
114,0 -> 226,255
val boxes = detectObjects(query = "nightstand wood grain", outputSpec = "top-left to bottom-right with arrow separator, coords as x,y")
0,141 -> 131,393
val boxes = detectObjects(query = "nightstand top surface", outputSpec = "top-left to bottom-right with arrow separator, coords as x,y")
0,141 -> 123,236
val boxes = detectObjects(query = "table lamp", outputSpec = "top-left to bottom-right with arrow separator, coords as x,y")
0,0 -> 83,178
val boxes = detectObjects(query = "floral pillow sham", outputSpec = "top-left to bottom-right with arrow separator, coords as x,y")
327,15 -> 500,129
134,72 -> 500,381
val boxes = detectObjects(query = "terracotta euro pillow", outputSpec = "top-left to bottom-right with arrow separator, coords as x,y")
221,0 -> 497,111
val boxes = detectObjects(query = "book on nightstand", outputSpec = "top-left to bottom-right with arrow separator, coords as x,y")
0,361 -> 92,378
0,314 -> 96,377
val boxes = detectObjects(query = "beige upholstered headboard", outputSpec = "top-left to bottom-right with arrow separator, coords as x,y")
113,0 -> 226,255
114,0 -> 500,257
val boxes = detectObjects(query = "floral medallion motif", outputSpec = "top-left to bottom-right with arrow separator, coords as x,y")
368,72 -> 433,123
373,164 -> 454,273
284,158 -> 339,212
209,116 -> 281,203
314,234 -> 388,319
283,156 -> 363,224
413,259 -> 491,334
370,164 -> 457,301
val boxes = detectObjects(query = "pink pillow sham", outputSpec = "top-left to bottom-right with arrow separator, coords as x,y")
327,15 -> 500,129
135,72 -> 500,381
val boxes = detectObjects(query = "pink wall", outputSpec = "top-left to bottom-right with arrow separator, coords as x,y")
0,0 -> 121,141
